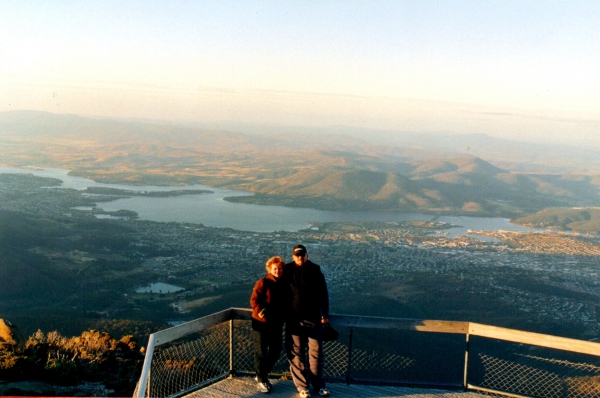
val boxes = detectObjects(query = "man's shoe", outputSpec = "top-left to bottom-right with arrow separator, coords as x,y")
315,388 -> 330,396
299,390 -> 311,398
255,378 -> 270,393
265,380 -> 273,391
257,381 -> 270,393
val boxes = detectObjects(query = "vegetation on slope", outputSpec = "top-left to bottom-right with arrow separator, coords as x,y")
0,319 -> 143,396
512,208 -> 600,234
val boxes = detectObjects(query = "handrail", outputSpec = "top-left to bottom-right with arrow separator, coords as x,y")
469,322 -> 600,356
233,308 -> 600,354
232,308 -> 469,333
136,308 -> 600,398
152,308 -> 232,346
329,315 -> 469,334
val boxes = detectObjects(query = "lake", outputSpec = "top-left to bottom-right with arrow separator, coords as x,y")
0,166 -> 540,235
135,282 -> 184,294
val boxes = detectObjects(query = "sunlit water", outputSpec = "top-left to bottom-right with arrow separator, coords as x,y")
0,166 -> 540,235
135,282 -> 184,293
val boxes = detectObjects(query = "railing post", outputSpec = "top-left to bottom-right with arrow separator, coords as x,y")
137,334 -> 156,398
345,327 -> 354,385
463,328 -> 470,391
229,318 -> 234,375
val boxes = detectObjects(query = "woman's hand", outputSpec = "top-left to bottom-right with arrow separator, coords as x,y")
258,307 -> 267,319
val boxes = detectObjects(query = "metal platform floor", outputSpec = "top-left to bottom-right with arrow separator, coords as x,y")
185,377 -> 488,398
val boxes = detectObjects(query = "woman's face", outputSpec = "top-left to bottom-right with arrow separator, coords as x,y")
269,263 -> 284,279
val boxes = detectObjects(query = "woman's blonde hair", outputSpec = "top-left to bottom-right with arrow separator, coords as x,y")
265,256 -> 285,272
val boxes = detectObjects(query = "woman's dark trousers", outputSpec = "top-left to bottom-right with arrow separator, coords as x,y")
253,326 -> 283,382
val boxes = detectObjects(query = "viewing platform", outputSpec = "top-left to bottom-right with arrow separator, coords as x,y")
184,377 -> 486,397
135,308 -> 600,398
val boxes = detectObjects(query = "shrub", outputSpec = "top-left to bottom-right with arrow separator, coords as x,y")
45,358 -> 80,385
2,327 -> 144,394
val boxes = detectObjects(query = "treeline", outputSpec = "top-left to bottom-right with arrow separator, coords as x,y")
5,316 -> 162,346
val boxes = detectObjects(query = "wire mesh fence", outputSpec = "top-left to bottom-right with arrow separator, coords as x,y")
469,337 -> 600,398
145,323 -> 230,397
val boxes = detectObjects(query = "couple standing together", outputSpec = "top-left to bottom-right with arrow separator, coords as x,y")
250,244 -> 330,398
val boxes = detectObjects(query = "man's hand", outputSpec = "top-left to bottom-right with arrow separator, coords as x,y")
321,317 -> 329,324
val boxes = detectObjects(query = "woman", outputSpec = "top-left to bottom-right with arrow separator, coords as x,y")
250,256 -> 288,393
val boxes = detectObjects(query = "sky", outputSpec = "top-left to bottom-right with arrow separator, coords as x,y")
1,1 -> 599,145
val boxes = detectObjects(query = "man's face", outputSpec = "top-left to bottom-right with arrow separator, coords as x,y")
293,253 -> 306,266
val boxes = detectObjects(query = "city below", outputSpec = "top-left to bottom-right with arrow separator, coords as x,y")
1,170 -> 598,344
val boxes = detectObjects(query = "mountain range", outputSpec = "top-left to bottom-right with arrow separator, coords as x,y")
1,110 -> 600,217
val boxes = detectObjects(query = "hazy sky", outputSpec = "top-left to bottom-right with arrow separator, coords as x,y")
1,1 -> 599,145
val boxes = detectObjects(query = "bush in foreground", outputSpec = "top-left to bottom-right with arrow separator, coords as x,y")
0,323 -> 144,396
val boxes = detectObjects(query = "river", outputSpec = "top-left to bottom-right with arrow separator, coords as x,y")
0,166 -> 539,236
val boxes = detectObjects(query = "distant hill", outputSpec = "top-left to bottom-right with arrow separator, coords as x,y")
227,169 -> 436,211
512,208 -> 600,233
2,110 -> 600,216
223,154 -> 600,215
301,126 -> 600,174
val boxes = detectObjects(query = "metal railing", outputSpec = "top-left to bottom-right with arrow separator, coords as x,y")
135,308 -> 600,398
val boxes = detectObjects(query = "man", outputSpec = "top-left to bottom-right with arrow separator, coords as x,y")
284,244 -> 330,398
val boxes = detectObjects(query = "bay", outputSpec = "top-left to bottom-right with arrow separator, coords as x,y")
0,166 -> 539,235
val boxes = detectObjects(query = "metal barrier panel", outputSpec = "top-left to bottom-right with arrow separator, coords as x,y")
468,336 -> 600,398
146,322 -> 230,397
340,326 -> 465,386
